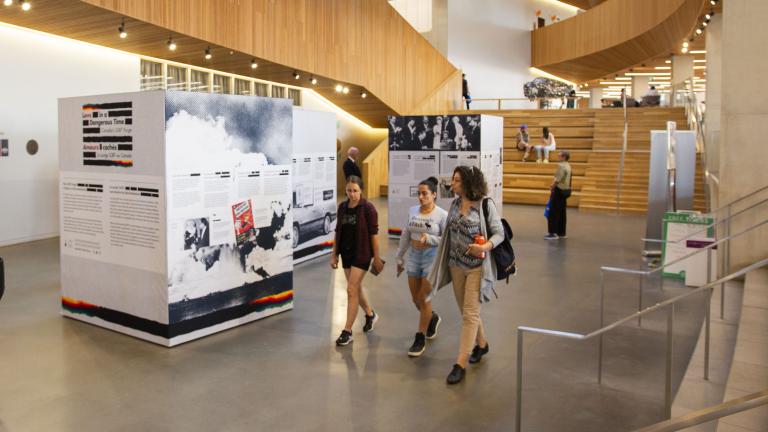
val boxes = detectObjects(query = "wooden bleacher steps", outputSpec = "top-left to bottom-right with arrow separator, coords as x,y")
381,107 -> 706,214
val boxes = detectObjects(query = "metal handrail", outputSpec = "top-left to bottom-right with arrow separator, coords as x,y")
470,96 -> 582,110
515,257 -> 768,432
631,389 -> 768,432
603,216 -> 768,277
643,195 -> 768,246
601,216 -> 768,342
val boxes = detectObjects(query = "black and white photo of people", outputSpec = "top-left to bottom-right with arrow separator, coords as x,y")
184,218 -> 210,250
388,115 -> 481,151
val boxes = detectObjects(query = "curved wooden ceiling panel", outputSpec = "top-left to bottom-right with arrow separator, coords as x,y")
532,0 -> 707,83
0,0 -> 459,127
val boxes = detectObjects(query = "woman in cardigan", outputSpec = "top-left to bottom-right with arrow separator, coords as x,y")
428,165 -> 504,384
331,176 -> 385,346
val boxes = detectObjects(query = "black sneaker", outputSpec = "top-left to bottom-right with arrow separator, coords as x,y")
426,312 -> 441,340
446,364 -> 466,385
335,330 -> 353,346
468,343 -> 489,364
408,332 -> 426,357
363,310 -> 378,333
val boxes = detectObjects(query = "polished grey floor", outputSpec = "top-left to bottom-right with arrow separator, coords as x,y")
0,201 -> 709,432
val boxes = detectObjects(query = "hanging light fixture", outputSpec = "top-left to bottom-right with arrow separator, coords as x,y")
167,36 -> 177,51
204,46 -> 212,60
118,18 -> 127,39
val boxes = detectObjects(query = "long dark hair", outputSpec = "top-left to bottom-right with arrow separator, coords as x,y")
419,176 -> 438,194
543,126 -> 550,138
453,166 -> 487,201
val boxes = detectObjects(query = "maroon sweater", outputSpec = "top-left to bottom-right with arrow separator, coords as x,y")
335,199 -> 378,266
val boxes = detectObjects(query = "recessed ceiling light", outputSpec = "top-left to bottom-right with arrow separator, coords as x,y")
20,0 -> 30,11
335,84 -> 343,93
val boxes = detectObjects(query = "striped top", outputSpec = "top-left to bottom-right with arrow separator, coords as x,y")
447,199 -> 484,269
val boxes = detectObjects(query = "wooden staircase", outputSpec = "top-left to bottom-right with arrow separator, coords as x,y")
381,108 -> 706,214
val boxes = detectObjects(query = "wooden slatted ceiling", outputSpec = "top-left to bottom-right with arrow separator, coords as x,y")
0,0 -> 459,127
532,0 -> 707,83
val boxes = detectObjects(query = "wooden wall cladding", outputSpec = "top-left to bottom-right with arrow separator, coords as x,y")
0,0 -> 459,127
81,0 -> 459,126
531,0 -> 707,83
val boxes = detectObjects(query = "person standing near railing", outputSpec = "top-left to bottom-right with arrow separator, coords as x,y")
428,165 -> 504,385
545,151 -> 572,240
462,73 -> 471,110
535,126 -> 557,163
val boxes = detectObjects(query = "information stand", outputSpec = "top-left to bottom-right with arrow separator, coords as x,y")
661,211 -> 714,282
387,114 -> 503,236
59,91 -> 294,346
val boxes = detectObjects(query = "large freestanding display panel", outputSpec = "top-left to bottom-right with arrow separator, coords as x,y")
59,91 -> 294,346
387,114 -> 503,236
291,108 -> 337,264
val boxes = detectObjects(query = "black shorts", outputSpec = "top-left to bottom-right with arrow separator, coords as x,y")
340,252 -> 371,271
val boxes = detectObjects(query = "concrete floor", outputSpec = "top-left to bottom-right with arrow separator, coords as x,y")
0,201 -> 710,432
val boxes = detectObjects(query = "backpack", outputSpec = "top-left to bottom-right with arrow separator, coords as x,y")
482,198 -> 517,283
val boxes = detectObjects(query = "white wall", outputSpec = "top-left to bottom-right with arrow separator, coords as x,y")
0,23 -> 140,246
301,92 -> 388,192
447,0 -> 578,109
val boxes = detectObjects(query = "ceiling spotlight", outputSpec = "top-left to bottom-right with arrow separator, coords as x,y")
310,76 -> 317,85
696,28 -> 703,35
118,18 -> 127,39
710,0 -> 717,5
293,71 -> 300,80
361,92 -> 367,98
204,46 -> 212,60
250,59 -> 258,69
705,12 -> 712,20
682,46 -> 689,53
334,84 -> 343,93
19,0 -> 30,11
3,0 -> 13,6
167,36 -> 177,51
683,41 -> 689,48
703,21 -> 708,27
342,86 -> 349,94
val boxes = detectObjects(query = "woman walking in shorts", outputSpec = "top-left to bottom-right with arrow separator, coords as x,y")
396,177 -> 448,357
331,176 -> 385,346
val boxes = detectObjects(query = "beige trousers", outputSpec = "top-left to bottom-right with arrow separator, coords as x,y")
449,265 -> 486,356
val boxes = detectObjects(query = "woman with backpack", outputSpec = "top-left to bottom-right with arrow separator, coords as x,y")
428,165 -> 505,384
331,175 -> 385,347
395,177 -> 448,357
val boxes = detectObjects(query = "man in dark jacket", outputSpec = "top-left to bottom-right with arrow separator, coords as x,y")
343,147 -> 362,180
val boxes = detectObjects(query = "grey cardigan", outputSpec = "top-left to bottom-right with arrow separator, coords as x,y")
427,197 -> 505,303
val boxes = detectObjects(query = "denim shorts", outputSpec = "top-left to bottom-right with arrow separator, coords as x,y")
407,246 -> 438,278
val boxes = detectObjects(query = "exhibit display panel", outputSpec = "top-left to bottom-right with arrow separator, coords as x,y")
291,108 -> 337,264
387,114 -> 503,236
59,91 -> 294,346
